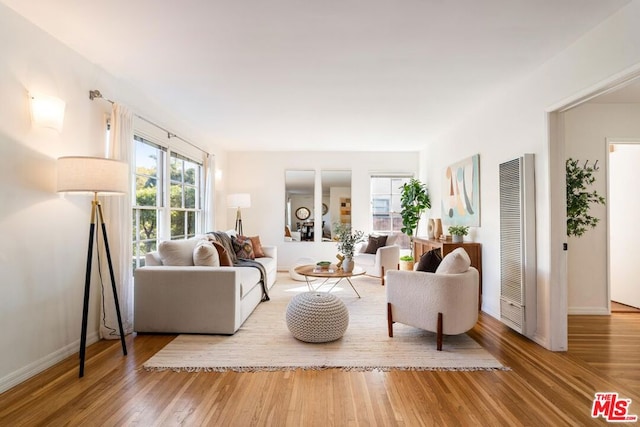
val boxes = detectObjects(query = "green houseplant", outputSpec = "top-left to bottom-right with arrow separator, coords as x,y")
399,254 -> 415,271
400,178 -> 431,251
448,225 -> 469,243
566,158 -> 605,237
333,223 -> 365,272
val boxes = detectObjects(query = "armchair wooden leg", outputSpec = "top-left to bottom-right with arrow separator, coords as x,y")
436,312 -> 443,351
387,303 -> 394,337
381,266 -> 385,286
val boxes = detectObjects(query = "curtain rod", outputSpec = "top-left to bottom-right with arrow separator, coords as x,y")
89,89 -> 209,156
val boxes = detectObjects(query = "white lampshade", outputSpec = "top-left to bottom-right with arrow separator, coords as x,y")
227,193 -> 251,208
57,156 -> 129,194
30,93 -> 66,132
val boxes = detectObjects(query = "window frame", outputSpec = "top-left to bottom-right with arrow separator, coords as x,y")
370,174 -> 413,234
168,151 -> 204,241
131,135 -> 205,269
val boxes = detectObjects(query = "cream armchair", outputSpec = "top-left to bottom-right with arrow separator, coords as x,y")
386,248 -> 479,350
354,233 -> 401,285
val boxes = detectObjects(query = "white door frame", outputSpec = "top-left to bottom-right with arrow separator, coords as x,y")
546,66 -> 640,351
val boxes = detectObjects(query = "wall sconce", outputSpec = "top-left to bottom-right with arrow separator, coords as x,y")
29,93 -> 66,132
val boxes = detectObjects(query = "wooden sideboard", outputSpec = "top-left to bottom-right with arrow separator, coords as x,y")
412,237 -> 482,310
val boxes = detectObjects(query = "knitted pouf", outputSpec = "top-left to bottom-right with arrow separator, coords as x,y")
286,292 -> 349,343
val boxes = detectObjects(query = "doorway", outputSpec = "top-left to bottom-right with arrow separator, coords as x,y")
608,140 -> 640,311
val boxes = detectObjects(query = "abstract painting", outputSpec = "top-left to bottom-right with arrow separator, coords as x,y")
441,154 -> 480,226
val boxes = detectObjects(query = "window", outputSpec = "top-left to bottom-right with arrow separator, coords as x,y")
131,136 -> 204,269
132,136 -> 165,269
370,175 -> 411,234
169,152 -> 202,240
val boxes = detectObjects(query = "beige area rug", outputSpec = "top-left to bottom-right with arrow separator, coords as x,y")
143,273 -> 507,372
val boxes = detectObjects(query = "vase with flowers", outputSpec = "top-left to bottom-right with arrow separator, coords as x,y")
333,223 -> 365,272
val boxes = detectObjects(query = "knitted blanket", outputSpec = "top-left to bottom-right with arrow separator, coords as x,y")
209,231 -> 270,301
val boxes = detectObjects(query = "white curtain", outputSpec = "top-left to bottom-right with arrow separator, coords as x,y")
101,103 -> 134,339
203,153 -> 215,232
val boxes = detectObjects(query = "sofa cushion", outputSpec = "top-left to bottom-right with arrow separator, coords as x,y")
158,237 -> 202,266
193,240 -> 220,266
212,241 -> 233,266
385,232 -> 400,246
436,247 -> 471,274
364,235 -> 388,254
232,235 -> 255,259
249,235 -> 266,258
416,248 -> 442,273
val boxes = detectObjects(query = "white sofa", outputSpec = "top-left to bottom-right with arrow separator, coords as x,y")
134,239 -> 277,335
354,232 -> 401,285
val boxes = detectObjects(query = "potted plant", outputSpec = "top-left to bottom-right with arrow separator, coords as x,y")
399,254 -> 415,271
448,225 -> 469,243
400,178 -> 431,251
333,223 -> 365,272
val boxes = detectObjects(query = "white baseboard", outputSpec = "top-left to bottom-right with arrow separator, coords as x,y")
568,307 -> 610,315
0,331 -> 99,394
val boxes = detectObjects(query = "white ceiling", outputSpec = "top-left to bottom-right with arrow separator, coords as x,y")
1,0 -> 631,151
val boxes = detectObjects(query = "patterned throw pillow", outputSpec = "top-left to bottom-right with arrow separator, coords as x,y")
232,235 -> 255,260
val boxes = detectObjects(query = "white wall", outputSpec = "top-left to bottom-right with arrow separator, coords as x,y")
225,151 -> 418,268
422,1 -> 640,350
0,5 -> 218,392
564,103 -> 640,314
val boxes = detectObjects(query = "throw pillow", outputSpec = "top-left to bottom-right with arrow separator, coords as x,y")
232,235 -> 255,260
158,237 -> 202,266
212,241 -> 233,266
249,235 -> 266,258
435,247 -> 471,274
364,235 -> 388,254
385,233 -> 399,246
416,248 -> 443,273
193,240 -> 220,266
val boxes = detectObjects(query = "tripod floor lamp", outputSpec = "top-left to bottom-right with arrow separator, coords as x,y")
57,156 -> 128,377
227,193 -> 251,236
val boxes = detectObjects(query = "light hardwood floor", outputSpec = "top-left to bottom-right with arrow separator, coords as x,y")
1,311 -> 638,425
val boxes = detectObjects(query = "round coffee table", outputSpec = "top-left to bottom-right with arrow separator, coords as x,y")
293,264 -> 365,298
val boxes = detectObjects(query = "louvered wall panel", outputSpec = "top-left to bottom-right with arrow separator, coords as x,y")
499,154 -> 537,337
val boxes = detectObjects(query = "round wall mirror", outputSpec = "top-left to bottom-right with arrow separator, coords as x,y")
295,206 -> 311,220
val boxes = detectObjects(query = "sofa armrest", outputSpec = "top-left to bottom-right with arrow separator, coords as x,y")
376,245 -> 400,270
134,266 -> 244,334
